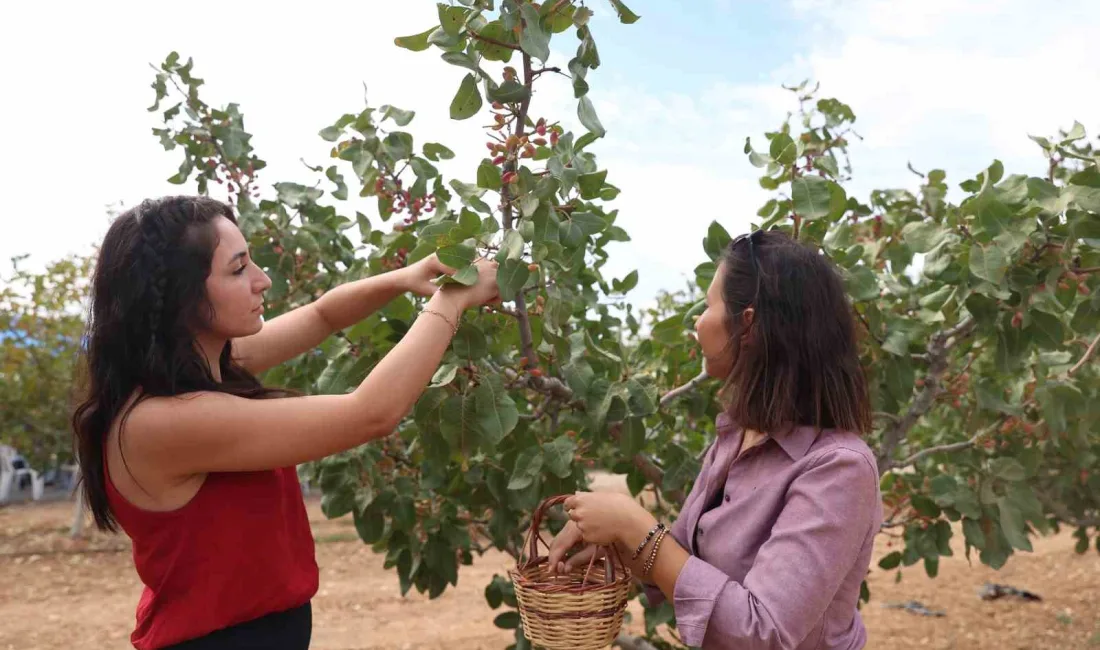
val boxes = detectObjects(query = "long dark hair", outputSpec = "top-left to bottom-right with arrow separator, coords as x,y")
718,229 -> 871,436
72,196 -> 287,532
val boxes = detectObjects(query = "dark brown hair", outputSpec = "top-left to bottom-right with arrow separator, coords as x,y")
718,229 -> 871,436
71,196 -> 290,532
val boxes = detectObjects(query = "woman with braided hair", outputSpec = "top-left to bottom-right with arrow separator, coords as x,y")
71,195 -> 500,649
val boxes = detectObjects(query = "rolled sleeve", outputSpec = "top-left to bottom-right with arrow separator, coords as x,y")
669,448 -> 880,650
672,555 -> 729,644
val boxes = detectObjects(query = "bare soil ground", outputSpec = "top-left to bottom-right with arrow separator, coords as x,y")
2,476 -> 1098,650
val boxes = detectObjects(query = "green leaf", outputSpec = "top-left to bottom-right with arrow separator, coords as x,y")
911,494 -> 942,518
577,96 -> 606,138
878,552 -> 904,576
437,242 -> 476,269
620,416 -> 646,456
1061,120 -> 1086,143
448,264 -> 480,286
1027,311 -> 1067,348
792,176 -> 835,220
608,0 -> 640,23
394,27 -> 436,52
494,611 -> 521,629
450,73 -> 483,120
477,159 -> 503,190
997,497 -> 1032,551
497,259 -> 531,297
845,266 -> 879,301
423,142 -> 455,161
438,3 -> 469,35
429,364 -> 458,388
769,133 -> 797,165
496,229 -> 525,262
473,22 -> 516,62
969,244 -> 1007,285
441,51 -> 482,75
453,323 -> 488,359
990,457 -> 1026,482
542,435 -> 576,478
508,448 -> 543,490
275,182 -> 322,208
475,374 -> 519,448
382,132 -> 413,160
901,222 -> 948,253
578,170 -> 608,200
378,104 -> 415,126
518,4 -> 550,63
918,285 -> 955,312
570,212 -> 607,235
321,490 -> 355,519
440,392 -> 480,453
486,79 -> 530,104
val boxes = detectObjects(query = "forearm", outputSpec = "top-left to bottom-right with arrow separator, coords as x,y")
350,289 -> 464,432
313,268 -> 408,332
617,512 -> 690,600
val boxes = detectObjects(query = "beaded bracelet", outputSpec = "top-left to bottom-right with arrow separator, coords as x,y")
631,522 -> 666,560
421,308 -> 459,335
643,527 -> 668,576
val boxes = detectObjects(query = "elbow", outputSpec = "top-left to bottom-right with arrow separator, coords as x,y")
362,410 -> 402,442
345,394 -> 403,443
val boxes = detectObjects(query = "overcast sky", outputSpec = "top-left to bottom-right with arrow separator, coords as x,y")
2,0 -> 1097,307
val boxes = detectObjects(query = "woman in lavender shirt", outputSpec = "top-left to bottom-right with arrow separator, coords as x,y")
548,230 -> 882,649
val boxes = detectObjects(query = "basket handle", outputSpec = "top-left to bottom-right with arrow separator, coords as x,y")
518,494 -> 627,586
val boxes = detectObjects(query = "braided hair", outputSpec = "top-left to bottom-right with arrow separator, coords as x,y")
71,196 -> 290,532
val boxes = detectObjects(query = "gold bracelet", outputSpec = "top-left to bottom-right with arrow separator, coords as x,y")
643,527 -> 668,577
421,308 -> 459,335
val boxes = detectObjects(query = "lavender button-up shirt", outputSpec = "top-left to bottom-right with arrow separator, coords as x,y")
644,413 -> 883,649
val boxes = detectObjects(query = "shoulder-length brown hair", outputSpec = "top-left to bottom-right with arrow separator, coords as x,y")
718,229 -> 871,436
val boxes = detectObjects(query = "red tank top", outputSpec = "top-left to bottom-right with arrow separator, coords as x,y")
105,460 -> 319,649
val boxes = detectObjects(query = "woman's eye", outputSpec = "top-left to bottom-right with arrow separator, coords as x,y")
234,265 -> 247,275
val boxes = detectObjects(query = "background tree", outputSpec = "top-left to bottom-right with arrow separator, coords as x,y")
138,1 -> 1097,647
0,253 -> 93,471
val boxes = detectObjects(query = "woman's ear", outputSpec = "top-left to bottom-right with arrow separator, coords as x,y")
742,307 -> 755,328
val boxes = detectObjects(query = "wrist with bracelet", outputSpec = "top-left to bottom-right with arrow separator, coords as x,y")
419,292 -> 463,335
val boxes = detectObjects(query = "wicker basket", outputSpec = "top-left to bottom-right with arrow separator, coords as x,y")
509,494 -> 633,650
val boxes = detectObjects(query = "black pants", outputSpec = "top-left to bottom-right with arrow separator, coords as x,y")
165,601 -> 312,649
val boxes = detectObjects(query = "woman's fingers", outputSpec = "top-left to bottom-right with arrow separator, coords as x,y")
546,520 -> 583,572
563,545 -> 604,573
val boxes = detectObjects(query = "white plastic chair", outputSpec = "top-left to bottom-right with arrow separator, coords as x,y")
0,445 -> 45,503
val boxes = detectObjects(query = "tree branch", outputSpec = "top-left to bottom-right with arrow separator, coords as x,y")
877,316 -> 977,473
606,422 -> 685,506
854,306 -> 883,345
659,371 -> 709,407
501,52 -> 539,368
1067,331 -> 1100,376
1036,491 -> 1100,529
466,29 -> 519,51
888,418 -> 999,472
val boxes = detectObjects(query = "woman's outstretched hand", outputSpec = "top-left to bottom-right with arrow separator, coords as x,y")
400,253 -> 456,298
546,492 -> 659,575
401,254 -> 500,310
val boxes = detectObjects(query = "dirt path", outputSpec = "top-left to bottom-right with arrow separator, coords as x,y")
2,489 -> 1098,649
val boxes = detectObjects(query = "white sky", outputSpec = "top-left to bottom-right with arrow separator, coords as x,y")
2,0 -> 1097,307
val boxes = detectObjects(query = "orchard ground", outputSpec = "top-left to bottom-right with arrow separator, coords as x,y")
1,473 -> 1097,650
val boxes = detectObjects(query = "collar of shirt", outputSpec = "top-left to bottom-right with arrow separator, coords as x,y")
715,411 -> 820,461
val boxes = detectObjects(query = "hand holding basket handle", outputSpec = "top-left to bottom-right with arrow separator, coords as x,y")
509,495 -> 633,650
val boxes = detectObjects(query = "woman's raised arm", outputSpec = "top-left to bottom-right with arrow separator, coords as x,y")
123,260 -> 498,476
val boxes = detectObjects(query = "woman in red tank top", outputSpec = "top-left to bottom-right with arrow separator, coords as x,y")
71,196 -> 500,649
